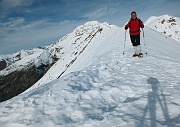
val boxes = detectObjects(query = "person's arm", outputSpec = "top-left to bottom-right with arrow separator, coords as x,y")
125,21 -> 130,30
140,20 -> 144,28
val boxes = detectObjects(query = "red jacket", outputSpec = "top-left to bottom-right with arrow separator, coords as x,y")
125,18 -> 144,36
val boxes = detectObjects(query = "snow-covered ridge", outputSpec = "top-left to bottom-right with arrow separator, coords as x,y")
145,14 -> 180,42
0,21 -> 109,76
0,21 -> 117,102
26,21 -> 117,92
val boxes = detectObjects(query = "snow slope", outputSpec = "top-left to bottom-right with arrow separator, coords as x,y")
145,15 -> 180,42
0,21 -> 180,127
25,22 -> 117,92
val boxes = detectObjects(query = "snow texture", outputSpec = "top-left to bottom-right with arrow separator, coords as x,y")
0,16 -> 180,127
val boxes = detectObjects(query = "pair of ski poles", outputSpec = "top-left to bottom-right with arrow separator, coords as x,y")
123,29 -> 147,55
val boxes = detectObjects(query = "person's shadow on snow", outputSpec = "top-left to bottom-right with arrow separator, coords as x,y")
139,77 -> 173,127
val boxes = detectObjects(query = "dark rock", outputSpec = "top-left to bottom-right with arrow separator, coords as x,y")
0,62 -> 55,102
0,59 -> 7,71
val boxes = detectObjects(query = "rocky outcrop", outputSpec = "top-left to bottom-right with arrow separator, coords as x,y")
0,59 -> 7,71
0,63 -> 54,102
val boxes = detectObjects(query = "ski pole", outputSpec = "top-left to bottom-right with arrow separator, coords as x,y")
142,28 -> 147,55
123,30 -> 127,55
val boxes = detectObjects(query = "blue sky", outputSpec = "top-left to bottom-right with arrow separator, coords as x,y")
0,0 -> 180,54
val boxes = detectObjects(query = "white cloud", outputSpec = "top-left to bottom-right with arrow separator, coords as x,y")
0,17 -> 25,28
82,7 -> 118,20
0,0 -> 33,8
0,0 -> 34,15
0,17 -> 51,34
0,18 -> 83,54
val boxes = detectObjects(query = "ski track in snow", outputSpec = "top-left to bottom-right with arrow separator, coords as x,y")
0,21 -> 180,127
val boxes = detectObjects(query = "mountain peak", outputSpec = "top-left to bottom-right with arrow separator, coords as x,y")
73,21 -> 112,36
73,21 -> 101,36
145,15 -> 180,42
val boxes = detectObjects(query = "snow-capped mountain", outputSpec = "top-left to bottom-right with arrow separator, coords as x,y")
0,47 -> 56,102
0,21 -> 113,102
0,21 -> 104,76
145,14 -> 180,42
26,21 -> 119,92
0,16 -> 180,127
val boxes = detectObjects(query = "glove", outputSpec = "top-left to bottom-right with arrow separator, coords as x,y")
125,26 -> 128,30
141,24 -> 144,28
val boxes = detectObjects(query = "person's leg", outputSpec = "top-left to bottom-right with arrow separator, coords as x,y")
135,35 -> 140,46
130,36 -> 138,55
135,35 -> 141,54
130,36 -> 136,46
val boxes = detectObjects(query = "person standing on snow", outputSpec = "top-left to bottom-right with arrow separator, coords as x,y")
125,11 -> 144,57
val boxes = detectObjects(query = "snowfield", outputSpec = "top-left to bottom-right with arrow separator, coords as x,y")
0,16 -> 180,127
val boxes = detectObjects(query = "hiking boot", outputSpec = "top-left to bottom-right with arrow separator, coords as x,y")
138,53 -> 143,57
139,53 -> 143,56
133,54 -> 139,57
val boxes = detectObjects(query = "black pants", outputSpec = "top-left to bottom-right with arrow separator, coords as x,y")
130,35 -> 140,46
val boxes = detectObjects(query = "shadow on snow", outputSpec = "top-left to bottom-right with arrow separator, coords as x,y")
138,77 -> 179,127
